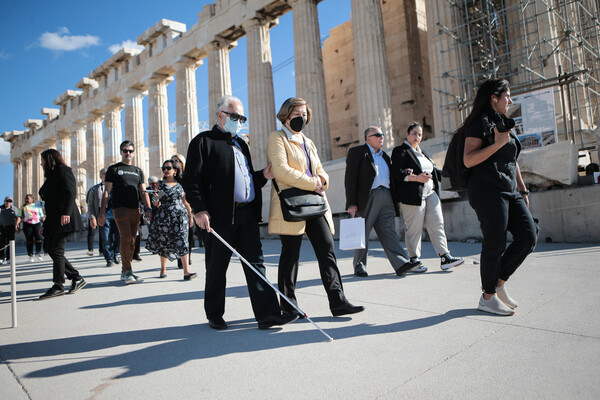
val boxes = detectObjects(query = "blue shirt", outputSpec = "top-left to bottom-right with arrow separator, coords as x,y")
367,143 -> 390,190
231,137 -> 255,203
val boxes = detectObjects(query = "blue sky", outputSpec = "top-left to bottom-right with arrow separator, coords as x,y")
0,0 -> 351,202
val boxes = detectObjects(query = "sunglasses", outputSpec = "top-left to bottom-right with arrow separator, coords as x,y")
122,149 -> 135,154
222,111 -> 247,124
162,166 -> 173,171
369,133 -> 384,138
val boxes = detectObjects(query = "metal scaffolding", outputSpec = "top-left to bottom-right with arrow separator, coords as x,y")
433,0 -> 600,152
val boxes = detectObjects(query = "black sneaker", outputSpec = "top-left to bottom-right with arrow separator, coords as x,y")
39,286 -> 65,300
69,279 -> 87,294
133,255 -> 142,261
396,260 -> 422,276
440,254 -> 465,270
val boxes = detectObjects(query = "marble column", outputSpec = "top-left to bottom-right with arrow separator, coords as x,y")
175,57 -> 201,156
71,124 -> 87,210
243,18 -> 277,167
148,75 -> 173,177
57,131 -> 72,167
31,148 -> 43,197
22,153 -> 32,200
290,0 -> 332,160
205,41 -> 233,121
104,103 -> 124,168
86,113 -> 104,191
351,0 -> 394,144
124,88 -> 148,179
13,160 -> 22,206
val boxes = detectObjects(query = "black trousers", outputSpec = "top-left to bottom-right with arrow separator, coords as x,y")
468,177 -> 537,294
46,233 -> 82,288
203,205 -> 281,321
87,220 -> 96,252
278,215 -> 347,314
23,223 -> 43,256
0,224 -> 15,260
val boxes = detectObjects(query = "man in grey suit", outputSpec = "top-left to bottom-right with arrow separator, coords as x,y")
344,126 -> 422,277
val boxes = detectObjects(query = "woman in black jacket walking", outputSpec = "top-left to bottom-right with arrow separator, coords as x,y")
38,149 -> 86,299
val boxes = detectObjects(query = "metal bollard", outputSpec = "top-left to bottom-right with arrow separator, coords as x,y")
10,240 -> 17,328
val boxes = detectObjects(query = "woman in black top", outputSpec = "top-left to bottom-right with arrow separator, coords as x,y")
462,79 -> 537,316
38,149 -> 85,299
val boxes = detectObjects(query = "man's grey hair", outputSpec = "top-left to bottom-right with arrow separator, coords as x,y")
99,168 -> 106,176
364,126 -> 382,140
215,95 -> 243,123
148,176 -> 159,184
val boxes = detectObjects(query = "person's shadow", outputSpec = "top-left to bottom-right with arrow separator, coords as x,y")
0,308 -> 482,379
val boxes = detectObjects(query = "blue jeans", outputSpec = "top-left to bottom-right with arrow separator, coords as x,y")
100,219 -> 120,262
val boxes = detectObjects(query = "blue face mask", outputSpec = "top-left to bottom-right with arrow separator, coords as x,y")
224,117 -> 242,136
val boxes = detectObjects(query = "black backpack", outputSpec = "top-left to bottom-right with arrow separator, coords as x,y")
441,130 -> 469,192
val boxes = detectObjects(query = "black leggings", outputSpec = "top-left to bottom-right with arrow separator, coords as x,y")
468,177 -> 537,294
23,223 -> 43,256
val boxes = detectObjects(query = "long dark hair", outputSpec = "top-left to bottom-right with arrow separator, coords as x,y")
162,159 -> 182,183
40,149 -> 68,177
454,78 -> 510,137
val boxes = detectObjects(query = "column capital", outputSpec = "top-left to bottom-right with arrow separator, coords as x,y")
242,15 -> 279,31
147,73 -> 174,86
23,119 -> 43,130
103,101 -> 124,114
203,38 -> 237,52
174,55 -> 203,70
85,111 -> 104,124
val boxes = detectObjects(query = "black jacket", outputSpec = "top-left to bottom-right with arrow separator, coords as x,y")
182,125 -> 267,225
345,143 -> 399,216
391,142 -> 441,206
39,164 -> 83,235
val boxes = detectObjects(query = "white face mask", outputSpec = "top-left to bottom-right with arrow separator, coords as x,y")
224,117 -> 242,136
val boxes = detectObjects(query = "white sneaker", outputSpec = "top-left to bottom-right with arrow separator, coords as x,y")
0,259 -> 4,265
36,254 -> 43,261
122,271 -> 136,285
496,284 -> 518,309
478,294 -> 515,316
86,250 -> 94,256
29,256 -> 35,263
132,273 -> 144,284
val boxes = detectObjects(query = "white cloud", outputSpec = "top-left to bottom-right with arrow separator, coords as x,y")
0,50 -> 10,59
39,27 -> 100,51
0,141 -> 11,165
108,40 -> 144,55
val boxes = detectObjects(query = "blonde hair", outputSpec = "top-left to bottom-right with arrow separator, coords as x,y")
171,154 -> 186,171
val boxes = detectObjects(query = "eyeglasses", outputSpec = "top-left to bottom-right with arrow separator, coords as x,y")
222,111 -> 247,124
122,149 -> 135,154
162,166 -> 173,171
369,133 -> 384,138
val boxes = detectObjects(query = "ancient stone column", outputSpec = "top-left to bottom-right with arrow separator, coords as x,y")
104,103 -> 124,168
175,57 -> 201,156
205,41 -> 233,121
148,75 -> 173,177
243,18 -> 277,167
22,153 -> 32,200
57,131 -> 72,167
31,148 -> 43,197
124,88 -> 148,179
13,160 -> 22,206
71,124 -> 87,209
351,0 -> 393,145
86,113 -> 104,191
290,0 -> 332,160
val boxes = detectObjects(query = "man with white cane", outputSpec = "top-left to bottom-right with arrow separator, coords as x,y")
183,95 -> 297,331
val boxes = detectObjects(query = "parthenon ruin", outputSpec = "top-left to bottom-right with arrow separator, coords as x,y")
3,0 -> 600,212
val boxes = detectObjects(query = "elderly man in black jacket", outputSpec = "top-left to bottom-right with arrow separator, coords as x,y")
183,95 -> 296,331
344,126 -> 422,277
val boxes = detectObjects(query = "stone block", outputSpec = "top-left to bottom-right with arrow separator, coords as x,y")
519,141 -> 579,186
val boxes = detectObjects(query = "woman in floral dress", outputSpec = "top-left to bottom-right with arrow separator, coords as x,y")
146,159 -> 196,280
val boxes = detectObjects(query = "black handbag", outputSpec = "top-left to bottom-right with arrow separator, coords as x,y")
272,179 -> 328,222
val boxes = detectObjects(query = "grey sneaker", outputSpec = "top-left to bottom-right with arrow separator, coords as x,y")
132,273 -> 144,284
478,294 -> 515,316
440,254 -> 464,270
496,284 -> 518,309
409,257 -> 427,273
122,271 -> 136,285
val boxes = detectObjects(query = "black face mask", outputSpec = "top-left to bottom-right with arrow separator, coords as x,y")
289,116 -> 306,132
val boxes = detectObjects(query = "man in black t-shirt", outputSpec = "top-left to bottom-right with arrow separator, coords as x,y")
99,141 -> 151,285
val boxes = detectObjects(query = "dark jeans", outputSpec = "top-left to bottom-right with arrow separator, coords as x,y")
279,215 -> 347,313
468,177 -> 537,294
23,222 -> 43,256
99,219 -> 120,262
87,220 -> 96,252
0,224 -> 15,260
46,233 -> 82,288
113,208 -> 140,273
203,205 -> 281,321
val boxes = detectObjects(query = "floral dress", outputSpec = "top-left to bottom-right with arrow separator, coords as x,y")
145,182 -> 189,261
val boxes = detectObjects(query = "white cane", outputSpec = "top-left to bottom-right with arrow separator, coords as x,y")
210,229 -> 334,342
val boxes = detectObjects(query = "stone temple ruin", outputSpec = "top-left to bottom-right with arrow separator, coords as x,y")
2,0 -> 600,242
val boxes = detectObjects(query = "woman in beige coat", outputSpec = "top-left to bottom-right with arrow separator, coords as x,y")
268,97 -> 364,318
